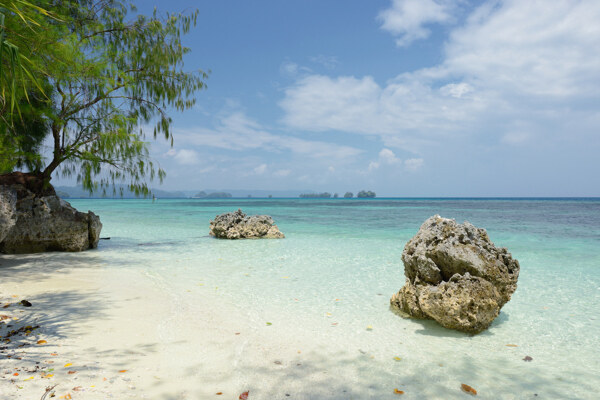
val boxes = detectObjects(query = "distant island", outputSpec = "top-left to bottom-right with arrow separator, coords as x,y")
299,192 -> 332,198
52,186 -> 375,199
194,191 -> 232,199
299,190 -> 376,198
357,190 -> 376,198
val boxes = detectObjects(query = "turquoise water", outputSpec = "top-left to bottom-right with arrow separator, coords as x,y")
69,198 -> 600,399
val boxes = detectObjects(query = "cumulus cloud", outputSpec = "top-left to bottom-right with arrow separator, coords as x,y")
281,1 -> 600,154
369,148 -> 422,173
369,148 -> 401,171
378,0 -> 455,46
378,148 -> 402,165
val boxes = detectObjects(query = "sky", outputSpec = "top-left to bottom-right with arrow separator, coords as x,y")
63,0 -> 600,196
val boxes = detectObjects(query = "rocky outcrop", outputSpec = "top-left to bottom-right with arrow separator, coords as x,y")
209,209 -> 284,239
390,215 -> 520,334
0,187 -> 17,243
0,180 -> 102,254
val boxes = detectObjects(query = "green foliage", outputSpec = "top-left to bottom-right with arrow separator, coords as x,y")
0,1 -> 58,115
0,1 -> 57,173
1,0 -> 208,196
357,190 -> 376,198
299,192 -> 332,198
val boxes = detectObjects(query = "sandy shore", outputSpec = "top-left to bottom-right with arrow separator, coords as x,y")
2,250 -> 597,400
0,253 -> 408,400
0,252 -> 285,399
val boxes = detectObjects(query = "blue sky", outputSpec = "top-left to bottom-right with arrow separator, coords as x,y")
119,0 -> 599,196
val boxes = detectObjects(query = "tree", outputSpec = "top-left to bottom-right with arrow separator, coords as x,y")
1,1 -> 59,173
357,190 -> 376,198
343,192 -> 353,198
2,0 -> 208,196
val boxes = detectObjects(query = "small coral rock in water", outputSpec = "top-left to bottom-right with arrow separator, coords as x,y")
390,215 -> 520,333
209,209 -> 284,239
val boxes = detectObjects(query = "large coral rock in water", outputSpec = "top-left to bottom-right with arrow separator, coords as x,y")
0,180 -> 102,254
210,209 -> 284,239
390,215 -> 520,333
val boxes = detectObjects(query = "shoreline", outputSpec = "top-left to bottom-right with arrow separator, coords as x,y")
0,254 -> 256,399
1,248 -> 599,399
1,253 -> 407,399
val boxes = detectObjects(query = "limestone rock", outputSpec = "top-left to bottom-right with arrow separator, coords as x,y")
0,186 -> 17,243
390,215 -> 519,333
0,183 -> 102,254
209,209 -> 284,239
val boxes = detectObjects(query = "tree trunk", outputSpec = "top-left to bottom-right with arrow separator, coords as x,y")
41,123 -> 63,181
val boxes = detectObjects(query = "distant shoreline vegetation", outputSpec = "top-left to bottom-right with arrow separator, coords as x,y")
299,190 -> 376,198
299,192 -> 332,198
357,190 -> 376,198
193,191 -> 232,199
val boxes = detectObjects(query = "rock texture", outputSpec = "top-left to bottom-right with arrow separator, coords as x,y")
209,209 -> 284,239
390,215 -> 520,333
0,187 -> 17,243
0,178 -> 102,254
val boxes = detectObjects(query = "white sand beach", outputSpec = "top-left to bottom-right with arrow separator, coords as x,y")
1,252 -> 423,400
2,240 -> 598,400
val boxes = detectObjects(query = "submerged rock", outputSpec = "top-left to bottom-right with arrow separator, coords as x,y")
209,209 -> 284,239
390,215 -> 520,333
0,177 -> 102,254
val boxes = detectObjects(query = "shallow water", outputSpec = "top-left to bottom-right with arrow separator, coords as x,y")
68,198 -> 600,399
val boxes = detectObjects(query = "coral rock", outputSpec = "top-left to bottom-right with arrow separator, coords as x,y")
209,209 -> 284,239
0,182 -> 102,254
390,215 -> 519,333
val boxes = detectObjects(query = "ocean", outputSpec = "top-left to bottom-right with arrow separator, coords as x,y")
67,198 -> 600,399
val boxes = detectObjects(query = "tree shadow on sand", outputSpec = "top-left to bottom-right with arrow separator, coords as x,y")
154,338 -> 595,400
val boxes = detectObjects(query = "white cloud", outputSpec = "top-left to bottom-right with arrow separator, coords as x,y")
280,74 -> 479,146
253,164 -> 267,175
369,148 -> 422,173
281,1 -> 600,154
165,149 -> 200,165
378,0 -> 455,46
175,112 -> 363,160
440,82 -> 473,98
378,148 -> 401,165
443,0 -> 600,97
404,158 -> 424,171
